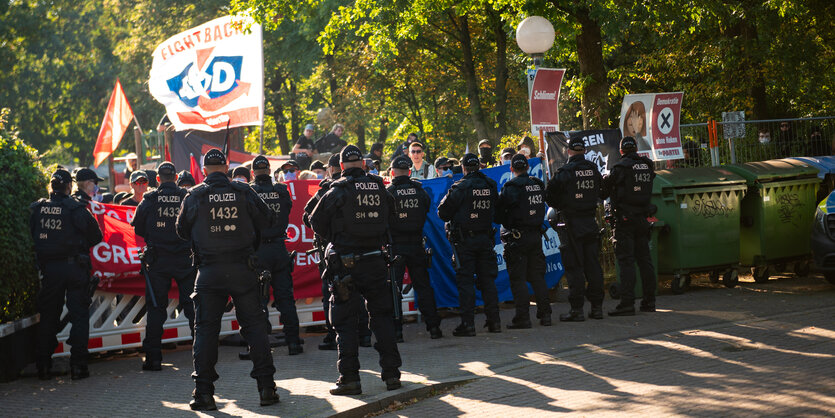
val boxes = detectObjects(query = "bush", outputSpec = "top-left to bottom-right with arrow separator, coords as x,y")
0,108 -> 48,323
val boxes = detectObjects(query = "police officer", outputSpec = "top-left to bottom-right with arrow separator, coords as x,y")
545,137 -> 605,321
131,162 -> 195,371
387,155 -> 443,340
251,155 -> 302,355
496,154 -> 552,328
602,137 -> 657,316
303,153 -> 372,350
309,145 -> 402,395
30,169 -> 103,380
175,148 -> 280,410
438,153 -> 501,336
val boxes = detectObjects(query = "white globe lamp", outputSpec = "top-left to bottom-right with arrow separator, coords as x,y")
516,16 -> 555,67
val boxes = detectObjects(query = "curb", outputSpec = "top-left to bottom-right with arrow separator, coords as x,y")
330,304 -> 835,417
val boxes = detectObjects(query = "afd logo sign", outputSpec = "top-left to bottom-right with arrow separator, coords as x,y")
165,55 -> 250,111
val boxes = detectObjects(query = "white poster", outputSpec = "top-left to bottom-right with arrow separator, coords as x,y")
619,92 -> 684,161
149,15 -> 263,132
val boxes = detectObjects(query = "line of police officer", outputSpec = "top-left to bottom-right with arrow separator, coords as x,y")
29,136 -> 656,408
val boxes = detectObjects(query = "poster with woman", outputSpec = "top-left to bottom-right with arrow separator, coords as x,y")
619,92 -> 685,161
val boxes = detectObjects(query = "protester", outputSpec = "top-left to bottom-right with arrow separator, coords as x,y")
121,171 -> 149,206
434,157 -> 453,177
392,132 -> 419,159
293,124 -> 317,158
281,160 -> 301,181
408,142 -> 436,180
232,166 -> 251,183
310,160 -> 327,179
314,123 -> 348,154
478,139 -> 495,167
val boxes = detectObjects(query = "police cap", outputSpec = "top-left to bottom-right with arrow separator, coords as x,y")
75,168 -> 103,183
461,153 -> 480,167
157,161 -> 176,176
340,145 -> 363,163
511,153 -> 529,169
328,153 -> 341,168
232,166 -> 251,181
130,170 -> 149,184
52,169 -> 72,185
310,160 -> 326,171
177,170 -> 195,187
202,148 -> 226,166
391,155 -> 412,170
620,136 -> 638,152
569,136 -> 586,151
252,155 -> 270,170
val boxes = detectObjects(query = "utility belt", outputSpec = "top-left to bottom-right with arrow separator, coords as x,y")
198,249 -> 254,266
261,236 -> 286,244
330,249 -> 385,270
501,226 -> 544,241
391,234 -> 423,246
38,253 -> 89,266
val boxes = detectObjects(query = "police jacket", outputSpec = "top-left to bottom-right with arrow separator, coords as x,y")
437,170 -> 498,233
545,154 -> 603,217
386,175 -> 430,241
30,192 -> 102,260
496,173 -> 546,230
309,167 -> 392,251
303,173 -> 340,229
602,152 -> 655,214
72,190 -> 92,202
176,171 -> 273,259
132,182 -> 189,253
251,174 -> 293,241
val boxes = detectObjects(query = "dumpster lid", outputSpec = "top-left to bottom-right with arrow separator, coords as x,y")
724,159 -> 819,182
789,157 -> 835,179
654,167 -> 747,190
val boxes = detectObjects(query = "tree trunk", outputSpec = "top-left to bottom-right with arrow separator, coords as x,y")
741,17 -> 770,119
489,8 -> 508,138
325,54 -> 339,103
355,125 -> 366,153
269,74 -> 289,154
452,13 -> 492,142
575,8 -> 608,129
289,79 -> 300,141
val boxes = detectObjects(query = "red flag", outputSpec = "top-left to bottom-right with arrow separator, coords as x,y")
164,144 -> 171,162
190,153 -> 204,183
93,80 -> 134,168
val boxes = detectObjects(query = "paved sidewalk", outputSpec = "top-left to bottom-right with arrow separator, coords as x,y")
1,274 -> 833,417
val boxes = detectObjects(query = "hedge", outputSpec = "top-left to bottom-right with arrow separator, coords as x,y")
0,109 -> 48,323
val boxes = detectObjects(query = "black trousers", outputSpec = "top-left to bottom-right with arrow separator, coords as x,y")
257,240 -> 300,343
392,241 -> 440,330
330,255 -> 401,383
614,216 -> 656,306
321,257 -> 370,339
558,217 -> 605,310
504,232 -> 551,320
192,262 -> 275,394
142,253 -> 195,361
36,260 -> 90,367
453,233 -> 500,325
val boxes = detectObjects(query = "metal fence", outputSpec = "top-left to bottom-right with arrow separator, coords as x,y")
678,116 -> 835,168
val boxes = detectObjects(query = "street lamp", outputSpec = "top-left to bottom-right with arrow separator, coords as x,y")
516,16 -> 555,69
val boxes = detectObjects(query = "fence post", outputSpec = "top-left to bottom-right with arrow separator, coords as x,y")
708,120 -> 719,167
728,136 -> 737,164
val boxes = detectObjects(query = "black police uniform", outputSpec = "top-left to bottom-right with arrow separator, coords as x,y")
546,153 -> 605,320
132,179 -> 195,367
602,150 -> 657,313
251,172 -> 301,351
387,174 -> 441,337
496,160 -> 551,328
30,182 -> 102,378
309,164 -> 402,392
437,158 -> 501,334
304,173 -> 372,349
176,169 -> 278,402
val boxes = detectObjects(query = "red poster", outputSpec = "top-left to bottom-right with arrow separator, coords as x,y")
529,68 -> 565,134
650,92 -> 684,160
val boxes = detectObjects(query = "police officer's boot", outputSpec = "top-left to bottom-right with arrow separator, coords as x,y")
452,322 -> 476,337
559,309 -> 585,322
189,393 -> 217,411
639,301 -> 656,313
142,358 -> 162,371
507,317 -> 533,329
485,320 -> 502,333
329,379 -> 362,396
258,380 -> 280,406
385,377 -> 401,390
318,332 -> 338,350
428,326 -> 443,339
287,341 -> 304,356
70,365 -> 89,380
608,304 -> 636,316
589,305 -> 604,320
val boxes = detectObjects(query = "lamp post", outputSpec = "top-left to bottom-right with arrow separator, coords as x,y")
516,16 -> 555,175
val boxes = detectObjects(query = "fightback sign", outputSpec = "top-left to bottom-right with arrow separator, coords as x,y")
545,129 -> 623,176
619,92 -> 684,161
529,68 -> 566,134
149,15 -> 263,131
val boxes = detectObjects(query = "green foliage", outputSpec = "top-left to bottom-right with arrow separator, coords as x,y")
0,109 -> 48,323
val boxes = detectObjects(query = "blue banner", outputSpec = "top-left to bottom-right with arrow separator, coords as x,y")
419,158 -> 564,308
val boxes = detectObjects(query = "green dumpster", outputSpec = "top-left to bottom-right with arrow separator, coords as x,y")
609,220 -> 663,300
723,159 -> 821,282
652,167 -> 748,291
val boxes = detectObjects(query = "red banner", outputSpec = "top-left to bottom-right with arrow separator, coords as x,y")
87,180 -> 323,300
529,68 -> 565,134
